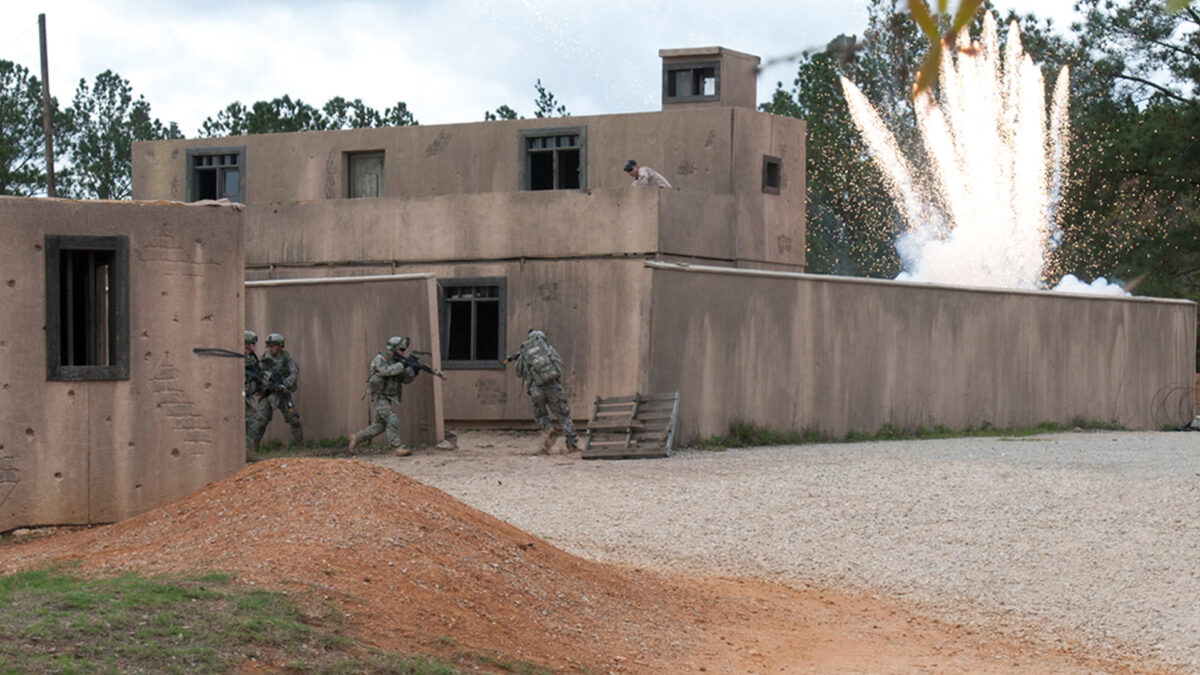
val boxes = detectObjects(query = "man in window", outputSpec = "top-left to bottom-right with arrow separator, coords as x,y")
624,159 -> 673,189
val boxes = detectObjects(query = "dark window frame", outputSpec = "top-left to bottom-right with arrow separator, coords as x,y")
762,155 -> 782,194
519,126 -> 587,191
662,60 -> 721,103
44,234 -> 130,381
186,146 -> 246,203
347,150 -> 385,198
437,277 -> 507,369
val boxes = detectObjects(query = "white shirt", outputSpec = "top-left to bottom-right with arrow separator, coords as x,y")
631,166 -> 673,188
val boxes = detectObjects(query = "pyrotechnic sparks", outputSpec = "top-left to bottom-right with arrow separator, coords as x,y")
841,12 -> 1085,291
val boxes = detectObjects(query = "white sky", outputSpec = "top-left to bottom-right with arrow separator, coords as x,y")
1,0 -> 1082,137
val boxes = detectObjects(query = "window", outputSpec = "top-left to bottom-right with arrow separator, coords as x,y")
187,146 -> 245,203
45,235 -> 130,381
519,127 -> 585,190
762,155 -> 782,194
663,61 -> 720,103
348,151 -> 384,198
438,278 -> 506,368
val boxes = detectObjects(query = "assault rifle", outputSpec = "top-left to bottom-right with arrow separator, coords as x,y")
395,350 -> 448,381
265,370 -> 297,415
503,352 -> 521,366
192,347 -> 258,398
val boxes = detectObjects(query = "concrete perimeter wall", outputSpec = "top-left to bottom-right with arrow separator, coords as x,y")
245,275 -> 443,445
646,263 -> 1198,442
1,197 -> 244,531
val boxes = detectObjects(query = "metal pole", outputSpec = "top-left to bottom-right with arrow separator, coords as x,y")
39,13 -> 57,198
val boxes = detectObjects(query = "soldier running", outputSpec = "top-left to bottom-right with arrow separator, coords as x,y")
512,329 -> 578,453
348,336 -> 420,456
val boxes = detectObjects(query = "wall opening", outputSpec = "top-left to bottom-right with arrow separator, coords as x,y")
520,127 -> 585,190
348,151 -> 385,198
762,155 -> 781,194
187,146 -> 245,203
663,61 -> 720,103
438,277 -> 506,368
45,235 -> 130,381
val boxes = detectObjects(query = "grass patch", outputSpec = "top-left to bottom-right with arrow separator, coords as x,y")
254,435 -> 351,459
695,418 -> 1127,450
254,435 -> 421,460
0,567 -> 511,674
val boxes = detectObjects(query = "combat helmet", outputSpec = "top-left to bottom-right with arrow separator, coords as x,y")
265,332 -> 285,347
244,330 -> 258,344
386,336 -> 410,351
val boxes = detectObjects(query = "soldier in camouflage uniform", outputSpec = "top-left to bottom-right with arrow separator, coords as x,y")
513,329 -> 578,452
248,332 -> 304,448
348,336 -> 419,456
244,330 -> 265,460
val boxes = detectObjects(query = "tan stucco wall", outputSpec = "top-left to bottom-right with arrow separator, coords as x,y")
132,107 -> 808,270
239,188 -> 766,268
244,275 -> 443,445
240,190 -> 663,266
1,197 -> 244,531
646,263 -> 1198,441
244,259 -> 646,426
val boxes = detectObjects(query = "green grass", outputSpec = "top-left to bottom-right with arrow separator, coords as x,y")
695,418 -> 1127,450
0,567 -> 541,674
253,435 -> 423,460
253,435 -> 352,458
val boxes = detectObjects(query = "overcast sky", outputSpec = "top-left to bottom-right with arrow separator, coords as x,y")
2,0 -> 1082,136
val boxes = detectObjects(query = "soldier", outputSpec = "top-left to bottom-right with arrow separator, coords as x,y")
348,336 -> 420,457
513,329 -> 578,453
248,332 -> 304,448
243,330 -> 265,460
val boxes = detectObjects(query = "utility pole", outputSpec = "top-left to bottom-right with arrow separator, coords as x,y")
39,13 -> 57,198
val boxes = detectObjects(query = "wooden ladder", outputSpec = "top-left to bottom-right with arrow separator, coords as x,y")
582,391 -> 680,459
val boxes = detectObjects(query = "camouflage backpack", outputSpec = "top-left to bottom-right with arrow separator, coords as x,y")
520,332 -> 561,387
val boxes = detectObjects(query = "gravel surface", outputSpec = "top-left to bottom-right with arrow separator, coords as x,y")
374,429 -> 1200,671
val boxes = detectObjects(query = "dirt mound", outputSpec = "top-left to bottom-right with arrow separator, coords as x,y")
0,459 -> 693,670
0,458 -> 1170,673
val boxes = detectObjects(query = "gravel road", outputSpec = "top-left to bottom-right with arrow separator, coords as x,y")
372,429 -> 1200,670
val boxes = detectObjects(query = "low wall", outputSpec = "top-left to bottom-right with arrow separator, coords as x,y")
245,275 -> 443,445
242,189 -> 664,266
646,263 -> 1198,441
1,197 -> 244,531
244,258 -> 648,426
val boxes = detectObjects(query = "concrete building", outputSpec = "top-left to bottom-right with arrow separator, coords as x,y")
130,46 -> 1196,447
1,197 -> 244,532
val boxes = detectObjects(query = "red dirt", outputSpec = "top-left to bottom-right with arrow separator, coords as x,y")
0,458 -> 1175,673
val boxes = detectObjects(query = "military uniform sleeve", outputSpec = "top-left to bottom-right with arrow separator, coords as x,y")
374,355 -> 417,382
283,354 -> 300,391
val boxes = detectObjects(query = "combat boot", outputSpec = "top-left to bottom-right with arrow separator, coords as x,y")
393,446 -> 412,457
538,428 -> 560,454
347,434 -> 358,455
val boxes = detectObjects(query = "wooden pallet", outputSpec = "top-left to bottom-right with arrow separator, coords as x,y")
582,392 -> 680,459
